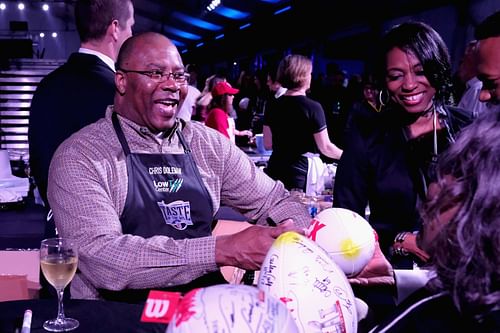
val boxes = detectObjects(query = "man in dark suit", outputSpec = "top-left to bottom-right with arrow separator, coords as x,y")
28,0 -> 135,211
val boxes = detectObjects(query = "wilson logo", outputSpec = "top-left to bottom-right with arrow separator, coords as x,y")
144,299 -> 170,318
140,290 -> 181,324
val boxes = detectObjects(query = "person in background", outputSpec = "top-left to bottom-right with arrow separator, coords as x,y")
344,72 -> 383,144
456,40 -> 490,117
176,63 -> 201,122
370,109 -> 500,332
186,63 -> 200,90
333,22 -> 474,269
176,82 -> 201,122
314,62 -> 351,149
263,54 -> 343,195
266,64 -> 287,99
29,0 -> 134,210
47,32 -> 309,302
475,10 -> 500,107
205,81 -> 253,144
192,73 -> 226,122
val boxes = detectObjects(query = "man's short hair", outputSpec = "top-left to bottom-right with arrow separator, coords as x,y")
474,10 -> 500,40
75,0 -> 132,43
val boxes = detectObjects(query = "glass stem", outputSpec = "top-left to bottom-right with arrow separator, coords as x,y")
56,288 -> 66,323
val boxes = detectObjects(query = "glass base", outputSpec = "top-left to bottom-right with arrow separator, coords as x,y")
43,318 -> 79,332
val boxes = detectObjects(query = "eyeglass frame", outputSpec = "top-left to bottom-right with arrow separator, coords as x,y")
117,68 -> 190,84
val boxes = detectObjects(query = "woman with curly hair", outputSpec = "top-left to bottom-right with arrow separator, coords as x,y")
371,110 -> 500,332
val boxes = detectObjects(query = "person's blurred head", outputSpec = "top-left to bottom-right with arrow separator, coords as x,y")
75,0 -> 134,56
475,11 -> 500,105
185,63 -> 199,86
266,64 -> 281,93
457,40 -> 479,84
114,32 -> 188,133
276,54 -> 313,91
210,81 -> 239,113
361,73 -> 380,106
419,110 -> 500,320
380,21 -> 453,113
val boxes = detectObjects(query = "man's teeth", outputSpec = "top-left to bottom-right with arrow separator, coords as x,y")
159,100 -> 176,105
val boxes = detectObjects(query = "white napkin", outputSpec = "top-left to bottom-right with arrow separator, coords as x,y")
303,153 -> 326,196
0,188 -> 22,203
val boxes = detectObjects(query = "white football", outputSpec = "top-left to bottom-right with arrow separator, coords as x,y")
258,231 -> 357,333
166,284 -> 299,333
307,207 -> 376,277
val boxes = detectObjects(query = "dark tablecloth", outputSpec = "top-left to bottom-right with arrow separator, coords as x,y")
0,298 -> 167,333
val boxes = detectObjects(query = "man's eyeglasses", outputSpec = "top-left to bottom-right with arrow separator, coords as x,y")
118,68 -> 190,84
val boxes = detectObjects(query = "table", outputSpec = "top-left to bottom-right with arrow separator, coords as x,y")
241,147 -> 270,167
0,299 -> 167,333
0,196 -> 46,250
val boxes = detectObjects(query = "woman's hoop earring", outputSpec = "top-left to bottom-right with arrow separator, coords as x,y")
379,89 -> 390,107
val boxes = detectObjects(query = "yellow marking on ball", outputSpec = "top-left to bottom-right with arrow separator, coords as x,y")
275,231 -> 300,246
340,238 -> 361,259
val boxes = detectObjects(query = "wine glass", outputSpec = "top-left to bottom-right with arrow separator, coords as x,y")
40,238 -> 79,332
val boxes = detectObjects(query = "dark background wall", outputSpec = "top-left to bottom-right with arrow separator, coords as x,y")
0,0 -> 499,79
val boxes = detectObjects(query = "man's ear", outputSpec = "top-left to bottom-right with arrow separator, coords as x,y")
108,19 -> 120,42
115,71 -> 126,95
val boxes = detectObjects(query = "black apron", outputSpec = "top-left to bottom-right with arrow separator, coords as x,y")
99,113 -> 226,303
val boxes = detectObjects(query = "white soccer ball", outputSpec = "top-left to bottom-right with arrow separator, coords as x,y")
166,284 -> 299,333
258,231 -> 357,333
307,207 -> 376,277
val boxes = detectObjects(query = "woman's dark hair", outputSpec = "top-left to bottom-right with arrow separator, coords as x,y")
424,110 -> 500,321
379,21 -> 454,107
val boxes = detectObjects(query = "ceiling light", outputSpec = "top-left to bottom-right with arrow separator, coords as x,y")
213,6 -> 250,20
163,26 -> 201,40
206,0 -> 220,12
18,2 -> 24,10
51,32 -> 57,38
172,12 -> 222,31
170,38 -> 186,47
40,32 -> 45,38
42,3 -> 49,11
239,23 -> 251,30
0,3 -> 6,10
274,6 -> 291,15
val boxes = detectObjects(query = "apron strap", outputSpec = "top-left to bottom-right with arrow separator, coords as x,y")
176,127 -> 191,154
112,112 -> 132,156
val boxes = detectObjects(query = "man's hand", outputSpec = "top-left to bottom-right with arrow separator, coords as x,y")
215,220 -> 301,270
348,241 -> 395,286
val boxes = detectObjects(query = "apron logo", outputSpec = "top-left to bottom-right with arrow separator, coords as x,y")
153,178 -> 184,193
157,200 -> 193,230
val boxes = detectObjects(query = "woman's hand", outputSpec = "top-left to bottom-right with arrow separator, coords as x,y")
348,241 -> 395,286
393,232 -> 430,262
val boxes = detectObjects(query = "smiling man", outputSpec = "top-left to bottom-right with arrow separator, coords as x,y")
47,32 -> 310,301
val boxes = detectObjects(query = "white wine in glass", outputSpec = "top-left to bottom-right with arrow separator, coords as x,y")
40,238 -> 79,332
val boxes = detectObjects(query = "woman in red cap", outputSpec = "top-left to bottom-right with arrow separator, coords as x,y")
205,81 -> 253,143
